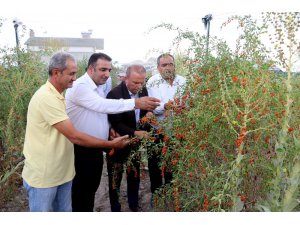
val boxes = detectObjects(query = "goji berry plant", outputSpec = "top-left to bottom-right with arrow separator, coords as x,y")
150,12 -> 300,212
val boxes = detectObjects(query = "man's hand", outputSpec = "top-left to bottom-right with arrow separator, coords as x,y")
135,97 -> 160,111
111,135 -> 130,149
164,100 -> 185,111
145,111 -> 155,117
139,112 -> 158,127
109,128 -> 120,140
134,130 -> 150,139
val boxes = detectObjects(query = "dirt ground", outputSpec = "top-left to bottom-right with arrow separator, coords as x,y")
1,160 -> 152,212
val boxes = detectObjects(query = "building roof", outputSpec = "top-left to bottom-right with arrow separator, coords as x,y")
25,37 -> 104,49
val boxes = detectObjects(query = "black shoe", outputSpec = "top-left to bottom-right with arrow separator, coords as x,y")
129,205 -> 140,212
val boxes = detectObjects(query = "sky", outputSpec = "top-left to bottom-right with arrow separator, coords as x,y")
0,0 -> 298,64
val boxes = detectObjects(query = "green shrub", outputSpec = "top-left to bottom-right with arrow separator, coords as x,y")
0,47 -> 48,204
150,13 -> 300,212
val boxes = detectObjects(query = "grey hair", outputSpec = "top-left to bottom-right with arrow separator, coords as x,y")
126,64 -> 146,77
48,52 -> 76,76
157,53 -> 174,66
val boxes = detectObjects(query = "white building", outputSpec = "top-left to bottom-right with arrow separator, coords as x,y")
25,30 -> 104,62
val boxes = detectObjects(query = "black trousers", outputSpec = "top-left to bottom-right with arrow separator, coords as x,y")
72,144 -> 104,212
106,150 -> 140,212
148,135 -> 172,194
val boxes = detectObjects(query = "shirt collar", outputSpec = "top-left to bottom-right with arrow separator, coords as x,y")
128,90 -> 138,98
158,73 -> 178,84
84,73 -> 98,91
46,80 -> 65,100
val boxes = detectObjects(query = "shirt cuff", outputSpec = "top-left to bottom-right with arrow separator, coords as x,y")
127,98 -> 136,110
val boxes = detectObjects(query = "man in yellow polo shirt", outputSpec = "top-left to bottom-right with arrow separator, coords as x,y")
22,52 -> 131,212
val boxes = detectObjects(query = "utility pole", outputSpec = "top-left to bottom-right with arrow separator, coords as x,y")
13,18 -> 22,66
202,14 -> 213,58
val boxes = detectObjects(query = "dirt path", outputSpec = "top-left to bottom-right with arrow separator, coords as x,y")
94,161 -> 152,212
1,160 -> 152,212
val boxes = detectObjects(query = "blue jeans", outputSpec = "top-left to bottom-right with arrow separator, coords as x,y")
23,179 -> 72,212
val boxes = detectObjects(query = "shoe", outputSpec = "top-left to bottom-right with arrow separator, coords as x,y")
129,205 -> 141,212
130,207 -> 138,212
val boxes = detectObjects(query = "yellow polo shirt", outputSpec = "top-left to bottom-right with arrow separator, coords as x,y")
22,81 -> 75,188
